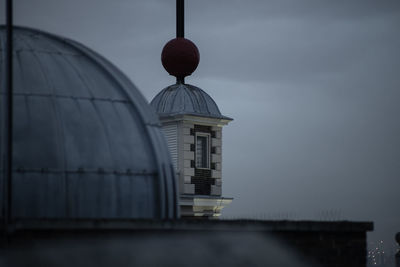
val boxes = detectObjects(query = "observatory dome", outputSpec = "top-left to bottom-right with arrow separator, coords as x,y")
0,26 -> 178,219
151,83 -> 232,120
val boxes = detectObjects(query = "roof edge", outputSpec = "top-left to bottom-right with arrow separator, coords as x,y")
158,114 -> 233,126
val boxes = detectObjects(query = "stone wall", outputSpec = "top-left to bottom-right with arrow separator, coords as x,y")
276,230 -> 367,267
1,219 -> 373,267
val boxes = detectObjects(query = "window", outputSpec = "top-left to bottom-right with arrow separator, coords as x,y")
195,133 -> 210,169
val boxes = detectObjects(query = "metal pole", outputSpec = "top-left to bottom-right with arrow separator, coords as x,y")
4,0 -> 13,230
176,0 -> 184,38
396,232 -> 400,267
176,0 -> 185,84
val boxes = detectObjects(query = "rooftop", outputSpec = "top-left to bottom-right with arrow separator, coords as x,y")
151,83 -> 232,121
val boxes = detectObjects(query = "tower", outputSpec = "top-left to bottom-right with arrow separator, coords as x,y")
151,0 -> 232,218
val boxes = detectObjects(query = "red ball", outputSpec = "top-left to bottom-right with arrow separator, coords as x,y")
161,38 -> 200,79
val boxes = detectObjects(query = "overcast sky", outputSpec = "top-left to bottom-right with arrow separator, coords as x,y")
1,0 -> 399,246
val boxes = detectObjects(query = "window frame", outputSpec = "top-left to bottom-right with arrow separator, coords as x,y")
195,132 -> 211,170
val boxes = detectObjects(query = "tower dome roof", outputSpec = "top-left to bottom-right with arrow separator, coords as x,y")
0,26 -> 178,220
151,83 -> 232,120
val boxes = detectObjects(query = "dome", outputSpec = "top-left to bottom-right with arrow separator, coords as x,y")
0,26 -> 178,219
150,83 -> 232,120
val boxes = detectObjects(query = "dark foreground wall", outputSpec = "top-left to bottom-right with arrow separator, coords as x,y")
0,219 -> 373,267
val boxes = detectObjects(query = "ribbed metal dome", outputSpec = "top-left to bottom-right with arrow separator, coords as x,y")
151,83 -> 232,120
0,26 -> 178,220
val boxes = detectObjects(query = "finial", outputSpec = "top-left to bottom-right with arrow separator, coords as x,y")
161,0 -> 200,84
161,38 -> 199,84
